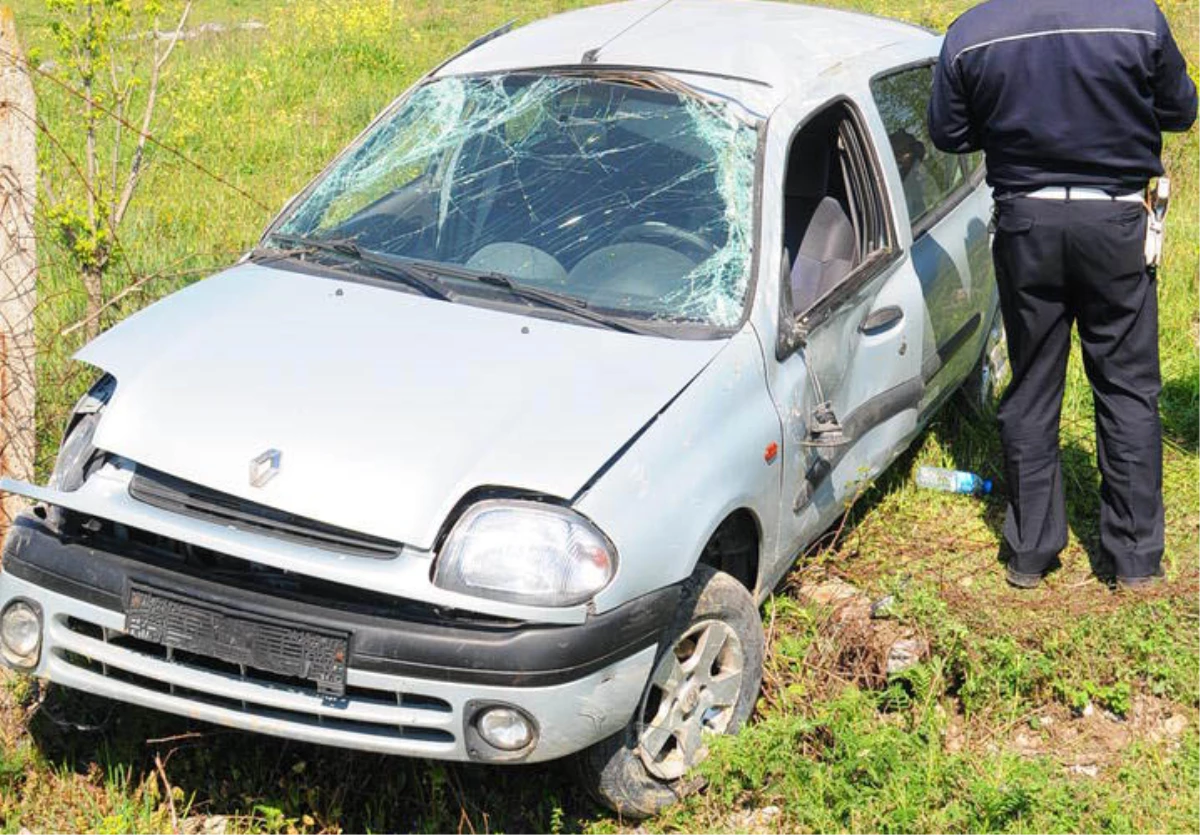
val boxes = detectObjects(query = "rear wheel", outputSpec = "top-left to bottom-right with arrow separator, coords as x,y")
574,565 -> 764,818
961,306 -> 1009,413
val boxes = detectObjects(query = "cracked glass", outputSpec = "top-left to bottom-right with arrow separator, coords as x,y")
274,73 -> 758,329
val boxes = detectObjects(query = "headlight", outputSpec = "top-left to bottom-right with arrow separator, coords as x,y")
433,500 -> 616,607
1,600 -> 42,669
49,374 -> 116,492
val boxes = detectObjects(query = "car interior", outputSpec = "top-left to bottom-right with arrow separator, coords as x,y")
436,114 -> 726,307
782,106 -> 862,314
316,79 -> 748,319
316,85 -> 893,325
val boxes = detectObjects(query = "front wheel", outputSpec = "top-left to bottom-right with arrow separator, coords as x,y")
574,565 -> 764,818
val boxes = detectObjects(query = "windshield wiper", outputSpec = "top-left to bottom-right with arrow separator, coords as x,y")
267,233 -> 457,302
266,236 -> 656,334
402,259 -> 656,335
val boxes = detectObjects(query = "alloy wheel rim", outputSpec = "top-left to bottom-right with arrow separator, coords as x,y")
979,317 -> 1010,409
635,619 -> 745,781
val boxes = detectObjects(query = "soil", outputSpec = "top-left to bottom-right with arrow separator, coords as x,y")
942,692 -> 1191,777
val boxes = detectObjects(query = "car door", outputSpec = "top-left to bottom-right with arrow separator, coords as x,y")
869,63 -> 995,414
765,97 -> 929,564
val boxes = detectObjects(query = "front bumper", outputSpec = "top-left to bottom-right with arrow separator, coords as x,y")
0,517 -> 671,763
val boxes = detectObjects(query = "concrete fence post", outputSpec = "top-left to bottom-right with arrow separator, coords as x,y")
0,5 -> 37,525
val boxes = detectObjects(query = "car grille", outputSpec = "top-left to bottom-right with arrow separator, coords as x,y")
56,614 -> 456,745
69,513 -> 519,627
128,466 -> 403,559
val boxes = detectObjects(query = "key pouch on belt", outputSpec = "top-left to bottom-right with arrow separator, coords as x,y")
1145,214 -> 1165,275
1145,177 -> 1169,278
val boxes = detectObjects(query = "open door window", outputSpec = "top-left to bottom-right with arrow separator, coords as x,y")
778,101 -> 895,339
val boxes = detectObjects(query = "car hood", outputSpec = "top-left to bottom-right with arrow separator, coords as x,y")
79,263 -> 728,549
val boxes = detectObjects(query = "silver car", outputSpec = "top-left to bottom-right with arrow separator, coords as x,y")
0,0 -> 1002,817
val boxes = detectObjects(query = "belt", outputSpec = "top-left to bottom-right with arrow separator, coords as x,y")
1023,186 -> 1143,202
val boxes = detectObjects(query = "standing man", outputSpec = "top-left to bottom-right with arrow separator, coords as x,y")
928,0 -> 1196,589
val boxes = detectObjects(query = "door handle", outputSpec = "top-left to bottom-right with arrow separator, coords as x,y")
859,305 -> 904,335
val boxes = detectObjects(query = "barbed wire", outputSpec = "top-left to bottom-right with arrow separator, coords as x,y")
3,77 -> 252,337
0,43 -> 272,213
2,99 -> 143,298
59,255 -> 243,337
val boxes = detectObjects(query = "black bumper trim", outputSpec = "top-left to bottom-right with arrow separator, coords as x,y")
1,516 -> 677,688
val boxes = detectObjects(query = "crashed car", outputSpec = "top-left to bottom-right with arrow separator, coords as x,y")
0,0 -> 1003,817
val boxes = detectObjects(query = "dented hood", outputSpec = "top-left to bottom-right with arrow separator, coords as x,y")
79,263 -> 726,549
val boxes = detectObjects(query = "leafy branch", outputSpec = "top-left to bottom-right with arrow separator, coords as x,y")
43,0 -> 192,339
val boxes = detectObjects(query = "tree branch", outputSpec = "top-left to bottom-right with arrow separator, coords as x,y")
154,1 -> 193,72
154,752 -> 180,835
112,0 -> 192,228
83,1 -> 97,230
108,51 -> 126,200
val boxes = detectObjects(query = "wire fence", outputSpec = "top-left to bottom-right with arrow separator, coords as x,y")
1,13 -> 42,524
0,17 -> 268,519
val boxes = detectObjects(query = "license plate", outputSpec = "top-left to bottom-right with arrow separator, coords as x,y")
125,584 -> 349,696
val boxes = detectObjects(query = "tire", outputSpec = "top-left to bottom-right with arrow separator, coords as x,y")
573,565 -> 764,819
961,305 -> 1010,414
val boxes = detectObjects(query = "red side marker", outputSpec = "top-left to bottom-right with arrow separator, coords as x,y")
764,442 -> 779,463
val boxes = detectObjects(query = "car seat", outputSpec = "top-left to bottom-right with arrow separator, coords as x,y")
783,132 -> 832,263
790,197 -> 856,312
784,129 -> 857,313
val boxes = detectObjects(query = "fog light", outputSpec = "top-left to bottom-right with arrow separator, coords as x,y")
1,600 -> 41,668
476,706 -> 534,751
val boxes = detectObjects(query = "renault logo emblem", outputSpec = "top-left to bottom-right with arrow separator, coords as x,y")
249,449 -> 282,488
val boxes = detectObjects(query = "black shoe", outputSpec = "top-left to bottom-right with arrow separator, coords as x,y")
1006,565 -> 1043,589
1116,568 -> 1166,591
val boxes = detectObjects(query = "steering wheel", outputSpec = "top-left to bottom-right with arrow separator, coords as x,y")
613,222 -> 718,263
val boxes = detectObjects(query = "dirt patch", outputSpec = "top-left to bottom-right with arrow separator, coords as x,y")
789,570 -> 930,694
725,804 -> 782,833
990,694 -> 1191,775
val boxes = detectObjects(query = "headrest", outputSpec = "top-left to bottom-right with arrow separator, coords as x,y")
798,197 -> 857,263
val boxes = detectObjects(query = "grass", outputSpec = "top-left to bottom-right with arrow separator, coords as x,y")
0,0 -> 1197,832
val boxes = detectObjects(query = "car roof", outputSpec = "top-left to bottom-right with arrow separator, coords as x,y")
435,0 -> 936,114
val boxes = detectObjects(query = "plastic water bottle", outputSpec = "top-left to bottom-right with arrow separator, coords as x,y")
915,466 -> 992,495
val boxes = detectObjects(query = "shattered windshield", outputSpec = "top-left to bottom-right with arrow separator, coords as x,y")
272,73 -> 758,329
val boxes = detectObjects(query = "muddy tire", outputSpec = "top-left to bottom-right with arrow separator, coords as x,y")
574,565 -> 764,819
961,305 -> 1010,414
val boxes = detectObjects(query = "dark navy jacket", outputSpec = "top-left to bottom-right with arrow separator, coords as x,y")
929,0 -> 1197,195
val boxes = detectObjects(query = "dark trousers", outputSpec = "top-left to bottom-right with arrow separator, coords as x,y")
992,196 -> 1164,580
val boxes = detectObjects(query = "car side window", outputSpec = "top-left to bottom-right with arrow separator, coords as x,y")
781,103 -> 893,318
870,65 -> 964,232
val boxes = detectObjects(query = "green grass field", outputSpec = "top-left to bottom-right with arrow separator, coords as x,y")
0,0 -> 1197,832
